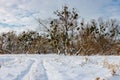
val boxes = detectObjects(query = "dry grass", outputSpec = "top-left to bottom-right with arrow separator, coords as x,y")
103,59 -> 120,76
95,77 -> 100,80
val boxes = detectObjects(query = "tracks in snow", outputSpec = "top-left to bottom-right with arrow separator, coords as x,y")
13,60 -> 35,80
43,59 -> 64,80
16,57 -> 48,80
15,57 -> 66,80
22,58 -> 63,80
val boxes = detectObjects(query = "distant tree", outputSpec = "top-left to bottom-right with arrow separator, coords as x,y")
37,6 -> 79,55
55,6 -> 78,55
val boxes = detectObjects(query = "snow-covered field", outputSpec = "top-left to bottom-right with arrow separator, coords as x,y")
0,54 -> 120,80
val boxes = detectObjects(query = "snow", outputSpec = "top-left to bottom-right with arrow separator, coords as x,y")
0,54 -> 120,80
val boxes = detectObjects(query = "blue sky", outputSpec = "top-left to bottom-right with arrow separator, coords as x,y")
0,0 -> 120,33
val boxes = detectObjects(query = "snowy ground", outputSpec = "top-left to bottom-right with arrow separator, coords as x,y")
0,54 -> 120,80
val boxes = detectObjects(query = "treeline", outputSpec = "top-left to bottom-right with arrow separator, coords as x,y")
0,6 -> 120,55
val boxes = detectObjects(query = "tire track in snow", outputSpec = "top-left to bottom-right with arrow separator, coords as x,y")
36,60 -> 48,80
30,59 -> 48,80
43,59 -> 65,80
13,59 -> 35,80
22,58 -> 48,80
22,58 -> 37,80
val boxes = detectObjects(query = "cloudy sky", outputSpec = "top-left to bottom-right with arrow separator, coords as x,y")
0,0 -> 120,33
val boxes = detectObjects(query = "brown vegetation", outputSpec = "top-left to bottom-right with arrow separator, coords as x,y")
0,6 -> 120,55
